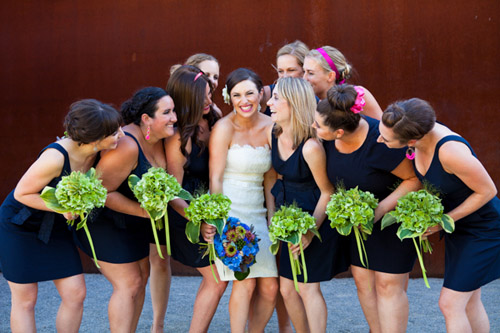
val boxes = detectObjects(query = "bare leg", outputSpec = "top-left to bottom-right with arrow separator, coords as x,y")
229,278 -> 256,333
248,277 -> 278,333
465,288 -> 489,333
149,244 -> 171,332
375,272 -> 409,333
351,265 -> 380,333
8,281 -> 38,333
132,257 -> 151,332
279,277 -> 309,333
274,250 -> 292,333
439,287 -> 489,333
53,274 -> 86,333
99,258 -> 149,333
298,282 -> 327,333
189,266 -> 228,333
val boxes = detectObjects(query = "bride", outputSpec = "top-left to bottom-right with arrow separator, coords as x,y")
206,68 -> 278,333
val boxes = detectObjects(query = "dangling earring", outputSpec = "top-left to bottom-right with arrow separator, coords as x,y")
406,147 -> 415,160
257,104 -> 262,113
145,125 -> 150,140
93,144 -> 98,152
233,109 -> 236,114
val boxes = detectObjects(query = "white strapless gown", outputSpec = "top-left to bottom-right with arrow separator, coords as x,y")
215,144 -> 278,281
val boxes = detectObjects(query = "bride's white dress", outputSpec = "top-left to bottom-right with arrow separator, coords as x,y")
215,144 -> 278,281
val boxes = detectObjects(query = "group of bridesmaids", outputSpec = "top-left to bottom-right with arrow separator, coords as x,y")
0,40 -> 499,333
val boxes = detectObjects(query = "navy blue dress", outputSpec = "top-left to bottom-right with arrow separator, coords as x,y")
167,143 -> 210,267
0,143 -> 83,283
76,132 -> 152,263
324,117 -> 417,273
415,135 -> 500,291
271,130 -> 349,282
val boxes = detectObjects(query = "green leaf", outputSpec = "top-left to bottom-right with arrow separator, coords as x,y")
177,189 -> 193,201
128,174 -> 140,190
185,221 -> 201,244
234,270 -> 250,281
40,187 -> 68,214
284,232 -> 300,245
381,213 -> 397,230
269,241 -> 280,255
440,214 -> 455,233
397,226 -> 420,240
337,224 -> 352,236
309,226 -> 322,242
206,218 -> 225,235
361,219 -> 374,235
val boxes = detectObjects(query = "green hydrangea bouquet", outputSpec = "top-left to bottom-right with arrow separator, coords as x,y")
41,168 -> 106,268
269,203 -> 320,292
129,167 -> 192,259
326,186 -> 378,268
381,189 -> 454,288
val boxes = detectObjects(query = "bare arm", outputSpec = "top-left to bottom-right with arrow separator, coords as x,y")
97,136 -> 147,218
165,132 -> 189,217
374,158 -> 422,222
14,148 -> 65,212
264,167 -> 277,225
360,86 -> 383,120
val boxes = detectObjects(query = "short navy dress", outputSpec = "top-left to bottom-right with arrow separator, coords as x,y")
0,143 -> 83,283
167,143 -> 210,267
415,135 -> 500,291
271,130 -> 349,282
324,117 -> 417,273
76,132 -> 152,263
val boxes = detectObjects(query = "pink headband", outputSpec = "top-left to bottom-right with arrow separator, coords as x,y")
193,72 -> 203,82
316,48 -> 345,84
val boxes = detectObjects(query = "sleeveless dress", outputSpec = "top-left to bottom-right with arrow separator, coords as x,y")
167,143 -> 210,267
0,143 -> 83,283
75,132 -> 152,263
214,144 -> 278,281
415,135 -> 500,291
271,131 -> 350,282
325,117 -> 417,273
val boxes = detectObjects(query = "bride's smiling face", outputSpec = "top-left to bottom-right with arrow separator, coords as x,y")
230,80 -> 262,117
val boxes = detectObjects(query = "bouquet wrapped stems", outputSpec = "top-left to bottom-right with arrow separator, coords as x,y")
353,227 -> 369,268
287,241 -> 308,292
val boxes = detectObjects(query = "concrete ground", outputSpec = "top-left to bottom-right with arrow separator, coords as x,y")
0,274 -> 499,332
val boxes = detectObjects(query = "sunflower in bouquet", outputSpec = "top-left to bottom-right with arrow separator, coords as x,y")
269,203 -> 320,292
381,188 -> 454,288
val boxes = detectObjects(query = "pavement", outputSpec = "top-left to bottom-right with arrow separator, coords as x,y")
0,274 -> 499,332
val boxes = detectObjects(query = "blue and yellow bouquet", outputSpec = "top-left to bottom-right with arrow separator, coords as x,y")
214,217 -> 259,281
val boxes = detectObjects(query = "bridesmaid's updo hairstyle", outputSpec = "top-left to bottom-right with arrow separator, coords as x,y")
317,84 -> 361,133
276,40 -> 309,67
170,53 -> 219,75
64,99 -> 121,145
306,46 -> 352,83
382,98 -> 436,143
121,87 -> 168,125
225,68 -> 264,96
274,77 -> 317,148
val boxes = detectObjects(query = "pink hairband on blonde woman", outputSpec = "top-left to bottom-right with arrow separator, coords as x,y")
316,47 -> 345,84
193,72 -> 203,82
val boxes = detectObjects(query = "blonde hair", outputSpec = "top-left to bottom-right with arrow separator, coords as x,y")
276,40 -> 309,67
170,53 -> 219,75
306,46 -> 352,83
274,77 -> 317,148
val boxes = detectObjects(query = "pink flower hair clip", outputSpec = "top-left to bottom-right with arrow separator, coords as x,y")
351,86 -> 366,114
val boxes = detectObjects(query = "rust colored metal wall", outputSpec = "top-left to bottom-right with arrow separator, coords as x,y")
1,1 -> 498,276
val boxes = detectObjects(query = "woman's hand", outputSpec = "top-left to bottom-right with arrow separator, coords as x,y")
422,225 -> 442,238
63,212 -> 79,220
201,222 -> 216,243
290,231 -> 314,254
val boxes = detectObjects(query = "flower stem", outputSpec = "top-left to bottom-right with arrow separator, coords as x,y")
150,217 -> 164,259
209,244 -> 219,283
354,228 -> 369,268
413,237 -> 430,288
83,222 -> 101,269
299,240 -> 308,284
164,214 -> 171,256
288,243 -> 300,293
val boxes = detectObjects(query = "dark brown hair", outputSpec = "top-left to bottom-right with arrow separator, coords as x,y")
64,99 -> 121,145
225,68 -> 263,96
121,87 -> 168,125
382,98 -> 436,143
316,84 -> 361,133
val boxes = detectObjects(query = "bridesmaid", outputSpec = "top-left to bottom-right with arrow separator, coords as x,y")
267,77 -> 346,333
303,45 -> 382,119
313,85 -> 420,332
208,68 -> 278,333
261,40 -> 310,115
0,99 -> 122,332
162,66 -> 225,332
379,98 -> 500,332
76,87 -> 177,332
